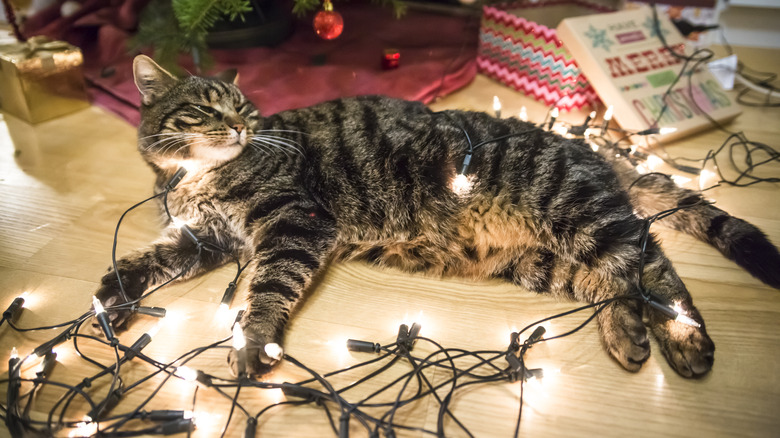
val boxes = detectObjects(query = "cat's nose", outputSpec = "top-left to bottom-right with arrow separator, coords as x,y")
233,123 -> 245,133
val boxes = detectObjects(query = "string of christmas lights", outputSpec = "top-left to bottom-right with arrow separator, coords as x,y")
3,7 -> 776,436
2,115 -> 712,438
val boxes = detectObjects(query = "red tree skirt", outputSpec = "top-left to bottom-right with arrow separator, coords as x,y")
24,1 -> 478,125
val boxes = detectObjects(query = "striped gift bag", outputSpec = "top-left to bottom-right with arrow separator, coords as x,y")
478,0 -> 613,111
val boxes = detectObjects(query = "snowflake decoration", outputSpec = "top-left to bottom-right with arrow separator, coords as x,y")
584,25 -> 614,52
643,17 -> 669,38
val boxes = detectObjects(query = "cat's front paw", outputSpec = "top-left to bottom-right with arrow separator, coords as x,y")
90,289 -> 137,335
227,322 -> 284,378
650,307 -> 714,378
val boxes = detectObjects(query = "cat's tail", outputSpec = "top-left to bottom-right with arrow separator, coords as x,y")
620,171 -> 780,289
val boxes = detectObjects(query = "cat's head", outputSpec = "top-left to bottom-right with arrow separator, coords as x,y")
133,55 -> 260,171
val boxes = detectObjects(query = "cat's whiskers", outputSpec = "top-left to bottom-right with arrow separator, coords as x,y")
159,136 -> 204,156
144,133 -> 200,151
251,138 -> 292,158
254,129 -> 309,136
249,138 -> 296,158
250,134 -> 304,157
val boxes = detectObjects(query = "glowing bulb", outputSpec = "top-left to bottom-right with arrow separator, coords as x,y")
603,105 -> 614,121
551,107 -> 559,118
493,95 -> 502,117
92,296 -> 105,314
183,410 -> 194,420
673,302 -> 701,328
588,110 -> 596,120
670,175 -> 691,186
69,417 -> 97,438
232,324 -> 246,350
169,216 -> 188,229
659,127 -> 677,135
553,125 -> 568,136
52,346 -> 68,362
646,154 -> 664,170
590,142 -> 599,152
636,164 -> 649,174
699,169 -> 718,191
11,347 -> 18,360
519,106 -> 528,122
175,366 -> 198,382
451,173 -> 473,195
264,343 -> 283,361
267,387 -> 285,404
177,160 -> 197,173
147,323 -> 162,338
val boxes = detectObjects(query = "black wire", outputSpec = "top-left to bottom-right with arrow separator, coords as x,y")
112,191 -> 168,303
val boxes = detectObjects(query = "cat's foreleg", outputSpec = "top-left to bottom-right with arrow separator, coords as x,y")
94,227 -> 235,328
227,208 -> 337,377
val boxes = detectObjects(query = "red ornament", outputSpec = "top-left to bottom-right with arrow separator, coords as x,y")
382,49 -> 400,70
313,1 -> 343,40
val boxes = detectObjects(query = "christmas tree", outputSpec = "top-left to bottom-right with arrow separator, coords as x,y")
133,0 -> 406,72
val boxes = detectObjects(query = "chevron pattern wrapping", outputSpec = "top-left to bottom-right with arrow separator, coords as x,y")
477,1 -> 612,111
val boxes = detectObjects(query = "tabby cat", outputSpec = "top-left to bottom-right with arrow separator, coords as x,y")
94,55 -> 780,378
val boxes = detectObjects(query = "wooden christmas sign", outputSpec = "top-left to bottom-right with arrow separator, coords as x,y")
557,5 -> 740,142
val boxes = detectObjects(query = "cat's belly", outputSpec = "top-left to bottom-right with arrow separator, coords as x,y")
334,193 -> 542,280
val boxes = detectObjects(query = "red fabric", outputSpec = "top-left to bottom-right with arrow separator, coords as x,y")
23,1 -> 478,126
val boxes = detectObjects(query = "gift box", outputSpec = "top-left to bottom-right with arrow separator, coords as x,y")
0,36 -> 90,123
477,0 -> 614,111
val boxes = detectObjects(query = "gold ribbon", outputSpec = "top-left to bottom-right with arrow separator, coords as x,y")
1,36 -> 71,58
1,36 -> 76,73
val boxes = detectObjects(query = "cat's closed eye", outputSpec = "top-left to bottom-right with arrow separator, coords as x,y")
191,104 -> 220,117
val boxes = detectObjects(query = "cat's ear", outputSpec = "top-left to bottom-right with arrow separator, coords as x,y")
133,55 -> 177,106
215,68 -> 239,85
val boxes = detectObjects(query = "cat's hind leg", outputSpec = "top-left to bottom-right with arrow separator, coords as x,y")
638,237 -> 715,377
500,246 -> 653,372
500,233 -> 714,377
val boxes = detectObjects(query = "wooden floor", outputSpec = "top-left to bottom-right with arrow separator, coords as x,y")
1,45 -> 778,438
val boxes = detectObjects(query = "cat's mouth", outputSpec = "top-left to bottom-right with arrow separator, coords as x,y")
186,131 -> 248,164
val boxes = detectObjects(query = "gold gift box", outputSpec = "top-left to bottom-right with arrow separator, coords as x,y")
0,36 -> 90,123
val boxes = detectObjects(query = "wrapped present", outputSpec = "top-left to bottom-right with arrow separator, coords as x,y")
0,36 -> 90,123
477,0 -> 613,111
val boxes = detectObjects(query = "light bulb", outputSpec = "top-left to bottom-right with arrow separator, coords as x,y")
659,127 -> 677,135
493,95 -> 502,118
232,324 -> 246,350
264,343 -> 283,361
603,105 -> 614,121
147,323 -> 162,338
646,155 -> 664,170
699,168 -> 718,191
673,302 -> 701,328
670,175 -> 691,186
584,128 -> 593,140
178,160 -> 197,173
10,347 -> 18,360
92,296 -> 105,314
169,216 -> 188,229
519,106 -> 528,122
551,107 -> 559,118
451,173 -> 473,195
175,366 -> 198,382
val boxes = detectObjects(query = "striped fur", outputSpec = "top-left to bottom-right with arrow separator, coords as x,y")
95,56 -> 779,378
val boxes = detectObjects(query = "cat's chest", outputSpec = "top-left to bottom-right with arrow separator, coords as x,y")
165,174 -> 251,237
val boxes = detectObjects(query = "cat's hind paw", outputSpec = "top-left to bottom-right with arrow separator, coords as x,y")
650,308 -> 714,378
